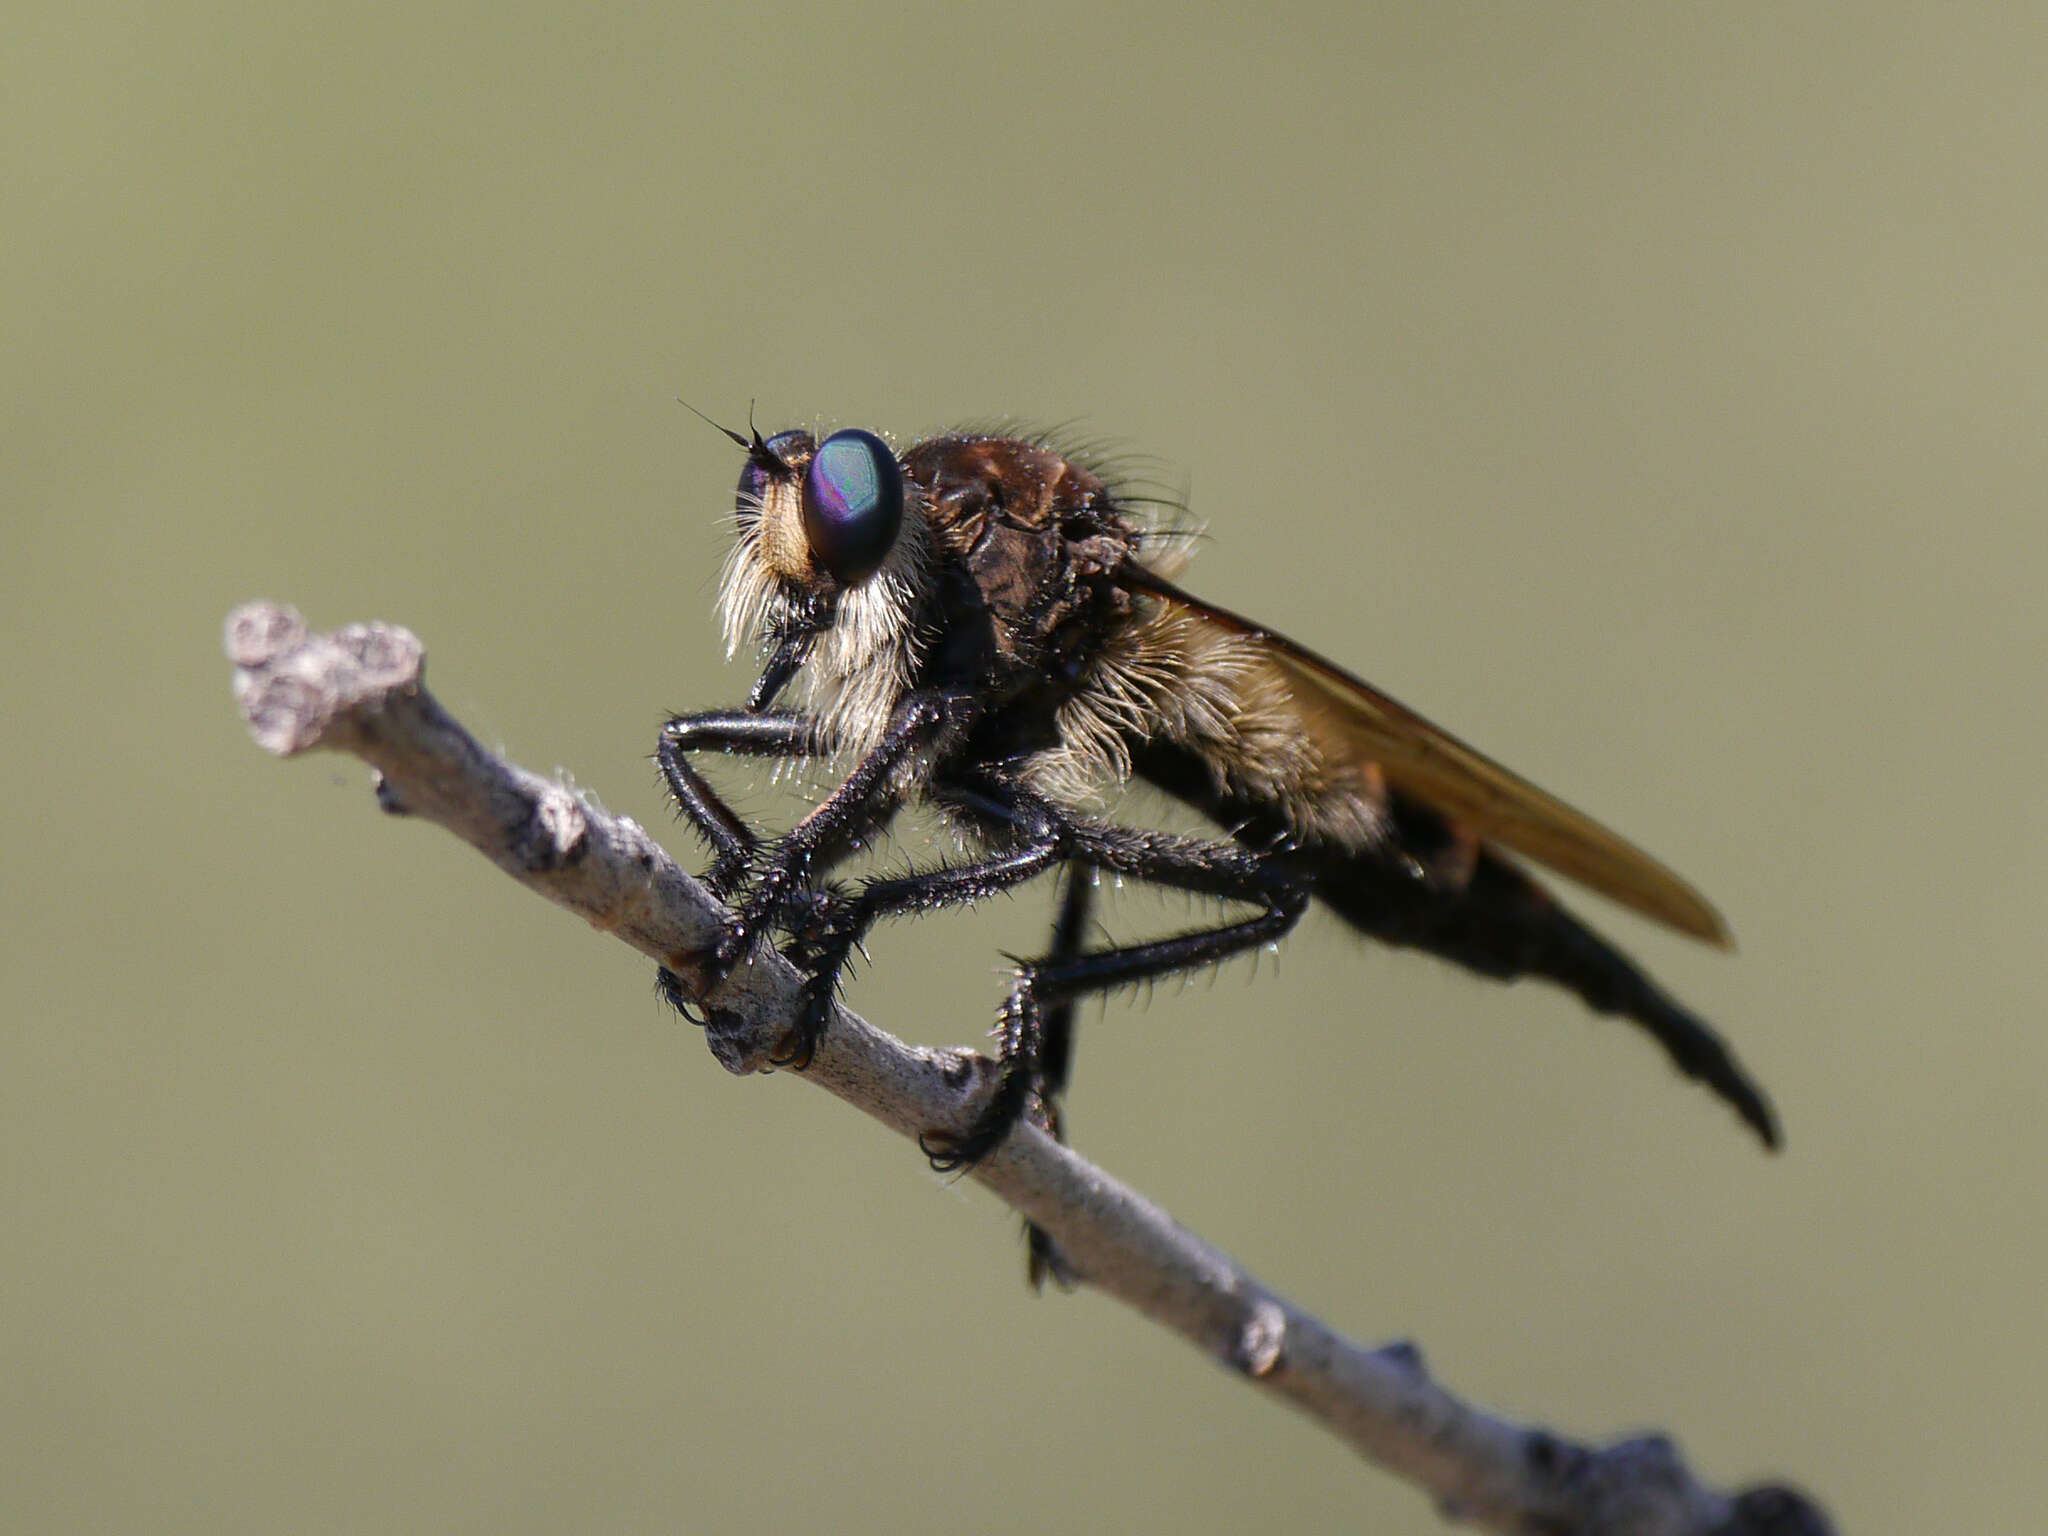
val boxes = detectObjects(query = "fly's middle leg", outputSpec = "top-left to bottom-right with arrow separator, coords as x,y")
922,824 -> 1309,1175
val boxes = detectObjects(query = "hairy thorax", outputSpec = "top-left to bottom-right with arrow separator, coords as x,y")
719,427 -> 1387,849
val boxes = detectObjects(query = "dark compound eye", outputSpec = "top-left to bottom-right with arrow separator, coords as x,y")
801,428 -> 904,584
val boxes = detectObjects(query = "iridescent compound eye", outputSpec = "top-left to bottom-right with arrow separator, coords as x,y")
801,428 -> 904,584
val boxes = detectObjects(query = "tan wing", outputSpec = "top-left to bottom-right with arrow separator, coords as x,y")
1120,565 -> 1732,947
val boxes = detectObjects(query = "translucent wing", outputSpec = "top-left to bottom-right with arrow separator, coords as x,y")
1119,565 -> 1732,946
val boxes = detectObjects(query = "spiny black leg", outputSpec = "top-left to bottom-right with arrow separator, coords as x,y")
655,709 -> 816,896
652,709 -> 817,1027
1026,865 -> 1095,1289
926,821 -> 1310,1173
927,900 -> 1308,1171
782,792 -> 1064,1072
713,689 -> 968,985
925,989 -> 1041,1172
1034,862 -> 1096,1122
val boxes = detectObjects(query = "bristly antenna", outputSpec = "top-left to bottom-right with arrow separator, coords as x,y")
678,397 -> 792,477
677,397 -> 751,450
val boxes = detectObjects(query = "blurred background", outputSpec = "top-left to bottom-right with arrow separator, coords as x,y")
6,4 -> 2043,1530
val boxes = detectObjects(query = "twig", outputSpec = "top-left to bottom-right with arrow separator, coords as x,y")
225,601 -> 1832,1536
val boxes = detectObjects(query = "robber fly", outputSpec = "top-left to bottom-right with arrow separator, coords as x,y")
657,423 -> 1776,1221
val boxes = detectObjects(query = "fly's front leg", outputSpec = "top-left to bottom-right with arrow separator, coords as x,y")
709,690 -> 966,1013
653,709 -> 819,1022
656,709 -> 818,896
923,824 -> 1310,1173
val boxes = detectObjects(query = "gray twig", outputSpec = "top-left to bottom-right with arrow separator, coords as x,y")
225,600 -> 1831,1536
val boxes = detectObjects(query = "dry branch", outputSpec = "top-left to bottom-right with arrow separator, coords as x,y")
225,600 -> 1831,1536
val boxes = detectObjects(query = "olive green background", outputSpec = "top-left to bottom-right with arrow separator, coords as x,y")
6,4 -> 2043,1531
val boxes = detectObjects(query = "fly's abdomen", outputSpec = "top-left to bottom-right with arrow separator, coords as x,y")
1131,737 -> 1778,1146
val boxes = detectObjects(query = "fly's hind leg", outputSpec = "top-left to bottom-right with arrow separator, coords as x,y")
922,822 -> 1310,1176
1024,864 -> 1095,1289
1030,862 -> 1096,1143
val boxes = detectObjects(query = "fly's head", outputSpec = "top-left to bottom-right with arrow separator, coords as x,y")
716,426 -> 931,751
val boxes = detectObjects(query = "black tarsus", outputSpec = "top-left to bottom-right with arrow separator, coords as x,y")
655,962 -> 704,1026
